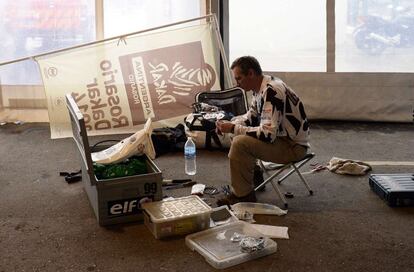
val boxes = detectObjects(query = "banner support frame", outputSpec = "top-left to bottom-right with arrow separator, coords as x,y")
0,14 -> 217,67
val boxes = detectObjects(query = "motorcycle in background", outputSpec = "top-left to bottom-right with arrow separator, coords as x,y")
353,6 -> 414,55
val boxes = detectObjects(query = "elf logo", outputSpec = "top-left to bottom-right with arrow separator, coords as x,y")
108,196 -> 152,217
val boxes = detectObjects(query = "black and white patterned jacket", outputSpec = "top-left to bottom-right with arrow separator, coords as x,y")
232,75 -> 310,147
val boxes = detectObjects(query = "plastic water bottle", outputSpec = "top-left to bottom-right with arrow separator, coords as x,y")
184,137 -> 196,175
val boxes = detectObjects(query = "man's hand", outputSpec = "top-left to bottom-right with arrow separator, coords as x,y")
216,120 -> 235,135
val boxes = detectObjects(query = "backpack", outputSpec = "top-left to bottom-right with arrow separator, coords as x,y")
151,124 -> 187,157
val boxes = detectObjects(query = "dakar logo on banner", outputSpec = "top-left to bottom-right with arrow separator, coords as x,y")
119,41 -> 216,125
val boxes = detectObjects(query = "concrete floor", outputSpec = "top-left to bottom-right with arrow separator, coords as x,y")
0,121 -> 413,272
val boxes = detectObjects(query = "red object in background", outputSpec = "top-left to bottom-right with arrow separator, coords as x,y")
4,0 -> 86,31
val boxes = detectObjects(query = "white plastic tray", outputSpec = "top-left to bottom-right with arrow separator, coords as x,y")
186,221 -> 277,269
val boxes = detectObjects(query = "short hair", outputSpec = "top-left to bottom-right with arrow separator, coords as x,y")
230,56 -> 263,76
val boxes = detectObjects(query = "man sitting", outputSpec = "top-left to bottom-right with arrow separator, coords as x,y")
216,56 -> 310,206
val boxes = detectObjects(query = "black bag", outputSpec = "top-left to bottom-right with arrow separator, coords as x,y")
151,124 -> 187,157
184,87 -> 248,150
195,87 -> 248,117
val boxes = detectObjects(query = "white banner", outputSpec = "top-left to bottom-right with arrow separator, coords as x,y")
37,22 -> 223,138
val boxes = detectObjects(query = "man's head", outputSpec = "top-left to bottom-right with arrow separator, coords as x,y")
230,56 -> 263,93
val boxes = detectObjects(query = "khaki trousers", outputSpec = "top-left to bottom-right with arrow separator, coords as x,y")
228,135 -> 307,197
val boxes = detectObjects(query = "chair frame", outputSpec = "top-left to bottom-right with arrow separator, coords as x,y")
254,153 -> 315,208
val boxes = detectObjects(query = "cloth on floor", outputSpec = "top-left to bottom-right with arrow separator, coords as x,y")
250,224 -> 289,239
327,157 -> 372,175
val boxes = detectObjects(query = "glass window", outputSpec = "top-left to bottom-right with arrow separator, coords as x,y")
0,0 -> 95,84
104,0 -> 202,38
229,0 -> 326,72
336,0 -> 414,72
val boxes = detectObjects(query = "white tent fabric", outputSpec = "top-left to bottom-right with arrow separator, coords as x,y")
272,72 -> 414,123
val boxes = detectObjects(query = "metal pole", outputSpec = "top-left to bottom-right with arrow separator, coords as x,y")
0,14 -> 214,67
212,14 -> 233,88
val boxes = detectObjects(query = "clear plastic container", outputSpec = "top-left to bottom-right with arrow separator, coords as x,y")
186,221 -> 277,269
142,195 -> 211,239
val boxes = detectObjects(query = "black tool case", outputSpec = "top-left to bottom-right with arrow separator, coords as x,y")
195,87 -> 248,116
185,87 -> 248,150
369,174 -> 414,206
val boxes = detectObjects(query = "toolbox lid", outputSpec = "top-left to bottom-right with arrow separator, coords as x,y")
65,94 -> 94,181
185,221 -> 277,269
141,195 -> 212,223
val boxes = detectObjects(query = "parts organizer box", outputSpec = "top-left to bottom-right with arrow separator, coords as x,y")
142,195 -> 212,239
369,174 -> 414,206
66,94 -> 163,226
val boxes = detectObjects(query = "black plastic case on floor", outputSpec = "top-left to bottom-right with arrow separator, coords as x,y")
369,174 -> 414,206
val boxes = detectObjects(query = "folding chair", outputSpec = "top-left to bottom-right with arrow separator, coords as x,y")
254,152 -> 315,208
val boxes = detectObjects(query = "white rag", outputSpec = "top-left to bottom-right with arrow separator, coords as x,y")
327,157 -> 372,176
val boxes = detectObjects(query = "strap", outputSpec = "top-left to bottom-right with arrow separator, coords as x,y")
210,130 -> 224,150
185,113 -> 204,131
59,169 -> 82,183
